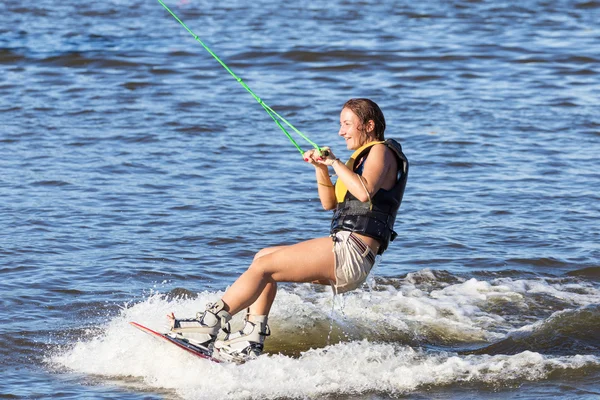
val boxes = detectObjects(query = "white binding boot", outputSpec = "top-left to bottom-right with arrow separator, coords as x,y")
214,312 -> 270,362
170,300 -> 232,348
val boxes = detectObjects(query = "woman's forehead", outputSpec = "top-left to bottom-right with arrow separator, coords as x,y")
340,107 -> 357,120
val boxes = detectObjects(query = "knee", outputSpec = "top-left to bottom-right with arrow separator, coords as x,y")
254,246 -> 275,261
247,257 -> 272,281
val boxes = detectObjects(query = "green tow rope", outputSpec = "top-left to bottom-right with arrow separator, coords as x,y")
157,0 -> 323,156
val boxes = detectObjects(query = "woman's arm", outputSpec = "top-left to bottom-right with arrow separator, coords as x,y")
304,149 -> 337,210
314,164 -> 337,210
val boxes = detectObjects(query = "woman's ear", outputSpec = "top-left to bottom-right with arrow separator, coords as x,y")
366,119 -> 375,133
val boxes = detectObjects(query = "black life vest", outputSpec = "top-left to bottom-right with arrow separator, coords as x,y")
330,138 -> 409,254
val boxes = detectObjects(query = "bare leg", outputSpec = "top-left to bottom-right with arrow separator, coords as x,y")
247,246 -> 286,316
247,281 -> 277,316
222,236 -> 335,316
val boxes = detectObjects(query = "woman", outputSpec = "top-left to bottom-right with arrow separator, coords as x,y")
170,98 -> 408,362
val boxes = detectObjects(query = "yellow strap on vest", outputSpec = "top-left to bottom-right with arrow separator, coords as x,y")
334,140 -> 385,203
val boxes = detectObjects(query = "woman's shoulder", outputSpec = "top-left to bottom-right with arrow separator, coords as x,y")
362,143 -> 397,173
368,142 -> 395,160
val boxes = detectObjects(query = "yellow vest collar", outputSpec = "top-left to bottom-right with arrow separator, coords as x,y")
334,140 -> 385,203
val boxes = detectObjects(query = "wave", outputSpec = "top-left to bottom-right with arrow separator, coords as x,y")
49,311 -> 600,400
48,271 -> 600,398
39,51 -> 147,69
467,304 -> 600,356
574,1 -> 600,9
0,48 -> 27,64
567,266 -> 600,280
50,331 -> 599,398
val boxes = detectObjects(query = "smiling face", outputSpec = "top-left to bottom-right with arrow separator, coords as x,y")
338,107 -> 375,150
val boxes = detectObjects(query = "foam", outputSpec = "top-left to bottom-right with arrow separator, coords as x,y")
493,277 -> 600,306
49,273 -> 600,398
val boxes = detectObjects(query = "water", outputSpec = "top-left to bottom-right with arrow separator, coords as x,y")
1,0 -> 599,398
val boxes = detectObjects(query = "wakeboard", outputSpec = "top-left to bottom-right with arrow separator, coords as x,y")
129,321 -> 220,363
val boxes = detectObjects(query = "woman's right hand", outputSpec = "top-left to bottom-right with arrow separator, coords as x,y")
303,148 -> 327,167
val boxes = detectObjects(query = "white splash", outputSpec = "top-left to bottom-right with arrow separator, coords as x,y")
50,272 -> 600,399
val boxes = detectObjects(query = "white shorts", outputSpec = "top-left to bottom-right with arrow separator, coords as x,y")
331,231 -> 376,294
